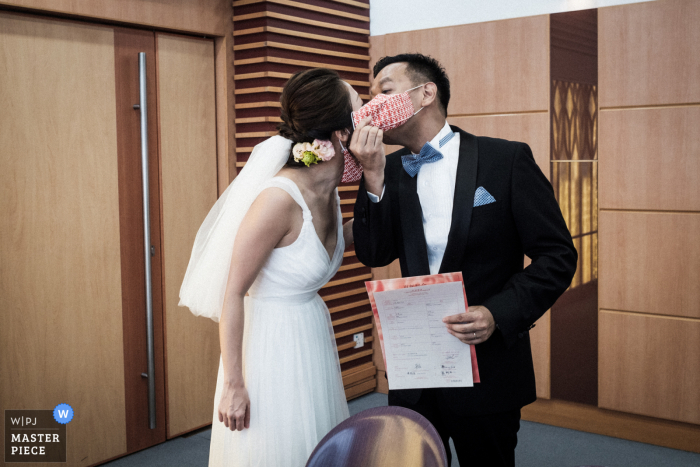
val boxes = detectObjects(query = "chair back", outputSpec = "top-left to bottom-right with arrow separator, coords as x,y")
306,406 -> 448,467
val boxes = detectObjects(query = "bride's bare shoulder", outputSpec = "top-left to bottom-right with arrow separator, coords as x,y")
249,184 -> 301,220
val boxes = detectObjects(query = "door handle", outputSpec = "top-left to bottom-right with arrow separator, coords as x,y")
136,52 -> 156,430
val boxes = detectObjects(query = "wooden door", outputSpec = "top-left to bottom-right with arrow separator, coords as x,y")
116,29 -> 220,445
0,12 -> 129,464
156,32 -> 220,438
1,11 -> 220,465
113,28 -> 168,452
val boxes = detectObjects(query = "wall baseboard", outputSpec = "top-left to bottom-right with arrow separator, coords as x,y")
522,398 -> 700,454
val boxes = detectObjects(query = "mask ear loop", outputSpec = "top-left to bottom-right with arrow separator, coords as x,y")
339,128 -> 351,154
406,84 -> 427,116
406,83 -> 427,92
338,128 -> 355,152
405,83 -> 428,117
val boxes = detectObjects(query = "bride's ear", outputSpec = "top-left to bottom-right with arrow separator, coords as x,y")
334,129 -> 350,145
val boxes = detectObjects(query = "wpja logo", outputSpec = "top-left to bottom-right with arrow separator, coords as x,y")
4,404 -> 71,463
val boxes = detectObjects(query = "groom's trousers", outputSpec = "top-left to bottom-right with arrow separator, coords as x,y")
389,388 -> 520,467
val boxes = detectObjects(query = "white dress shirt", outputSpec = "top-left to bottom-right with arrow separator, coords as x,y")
368,122 -> 460,274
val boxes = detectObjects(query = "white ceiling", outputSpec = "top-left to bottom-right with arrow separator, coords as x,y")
369,0 -> 655,36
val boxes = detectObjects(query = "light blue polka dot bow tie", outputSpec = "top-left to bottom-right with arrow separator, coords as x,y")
401,131 -> 456,178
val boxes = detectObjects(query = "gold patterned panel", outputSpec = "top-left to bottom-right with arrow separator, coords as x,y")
551,161 -> 598,288
551,162 -> 598,237
552,81 -> 597,161
551,80 -> 598,290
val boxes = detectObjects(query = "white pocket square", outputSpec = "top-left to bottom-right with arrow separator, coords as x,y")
473,187 -> 496,207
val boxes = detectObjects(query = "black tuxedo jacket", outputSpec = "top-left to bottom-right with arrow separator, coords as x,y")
353,126 -> 577,416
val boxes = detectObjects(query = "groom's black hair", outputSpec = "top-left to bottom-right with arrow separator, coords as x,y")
373,53 -> 450,116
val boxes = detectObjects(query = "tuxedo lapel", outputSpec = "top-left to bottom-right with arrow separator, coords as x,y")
438,128 -> 478,274
398,154 -> 431,277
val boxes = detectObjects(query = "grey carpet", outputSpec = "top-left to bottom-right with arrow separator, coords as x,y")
104,393 -> 700,466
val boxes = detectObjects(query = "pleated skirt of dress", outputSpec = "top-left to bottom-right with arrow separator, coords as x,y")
208,294 -> 349,467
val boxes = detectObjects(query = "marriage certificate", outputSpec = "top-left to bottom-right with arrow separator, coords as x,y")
366,273 -> 480,391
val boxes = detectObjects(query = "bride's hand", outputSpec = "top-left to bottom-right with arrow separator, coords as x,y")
218,383 -> 250,431
349,117 -> 385,174
350,117 -> 385,196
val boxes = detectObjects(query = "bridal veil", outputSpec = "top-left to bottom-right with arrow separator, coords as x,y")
178,135 -> 293,322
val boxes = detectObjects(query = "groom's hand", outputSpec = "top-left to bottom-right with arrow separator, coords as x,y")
349,117 -> 385,196
443,305 -> 496,345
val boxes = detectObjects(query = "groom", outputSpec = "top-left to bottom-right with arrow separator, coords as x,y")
350,54 -> 577,466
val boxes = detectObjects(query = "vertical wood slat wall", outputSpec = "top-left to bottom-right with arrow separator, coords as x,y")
231,0 -> 377,400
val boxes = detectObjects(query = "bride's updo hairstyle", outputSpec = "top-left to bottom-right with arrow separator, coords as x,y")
278,68 -> 353,167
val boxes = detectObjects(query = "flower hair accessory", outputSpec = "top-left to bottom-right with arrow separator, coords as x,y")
292,139 -> 335,167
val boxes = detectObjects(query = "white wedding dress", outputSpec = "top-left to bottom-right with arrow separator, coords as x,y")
208,176 -> 350,467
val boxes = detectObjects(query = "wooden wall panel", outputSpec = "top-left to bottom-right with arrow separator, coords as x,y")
599,0 -> 700,108
530,310 -> 551,399
550,9 -> 597,85
0,12 -> 127,464
599,106 -> 700,211
368,33 -> 385,73
381,15 -> 549,115
599,211 -> 700,319
448,113 -> 550,175
157,33 -> 221,437
597,0 -> 700,434
550,281 -> 598,405
599,310 -> 700,425
0,0 -> 232,36
523,255 -> 551,399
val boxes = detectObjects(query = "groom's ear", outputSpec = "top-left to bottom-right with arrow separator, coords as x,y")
421,82 -> 438,109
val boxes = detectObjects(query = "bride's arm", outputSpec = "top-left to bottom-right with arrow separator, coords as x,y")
218,188 -> 298,431
343,218 -> 354,246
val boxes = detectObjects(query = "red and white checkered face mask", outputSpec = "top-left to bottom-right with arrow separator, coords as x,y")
339,140 -> 363,183
351,84 -> 425,131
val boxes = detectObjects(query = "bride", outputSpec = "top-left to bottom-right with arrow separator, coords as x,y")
179,68 -> 376,466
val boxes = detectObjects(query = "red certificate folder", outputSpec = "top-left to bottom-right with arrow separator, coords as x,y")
365,272 -> 480,384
